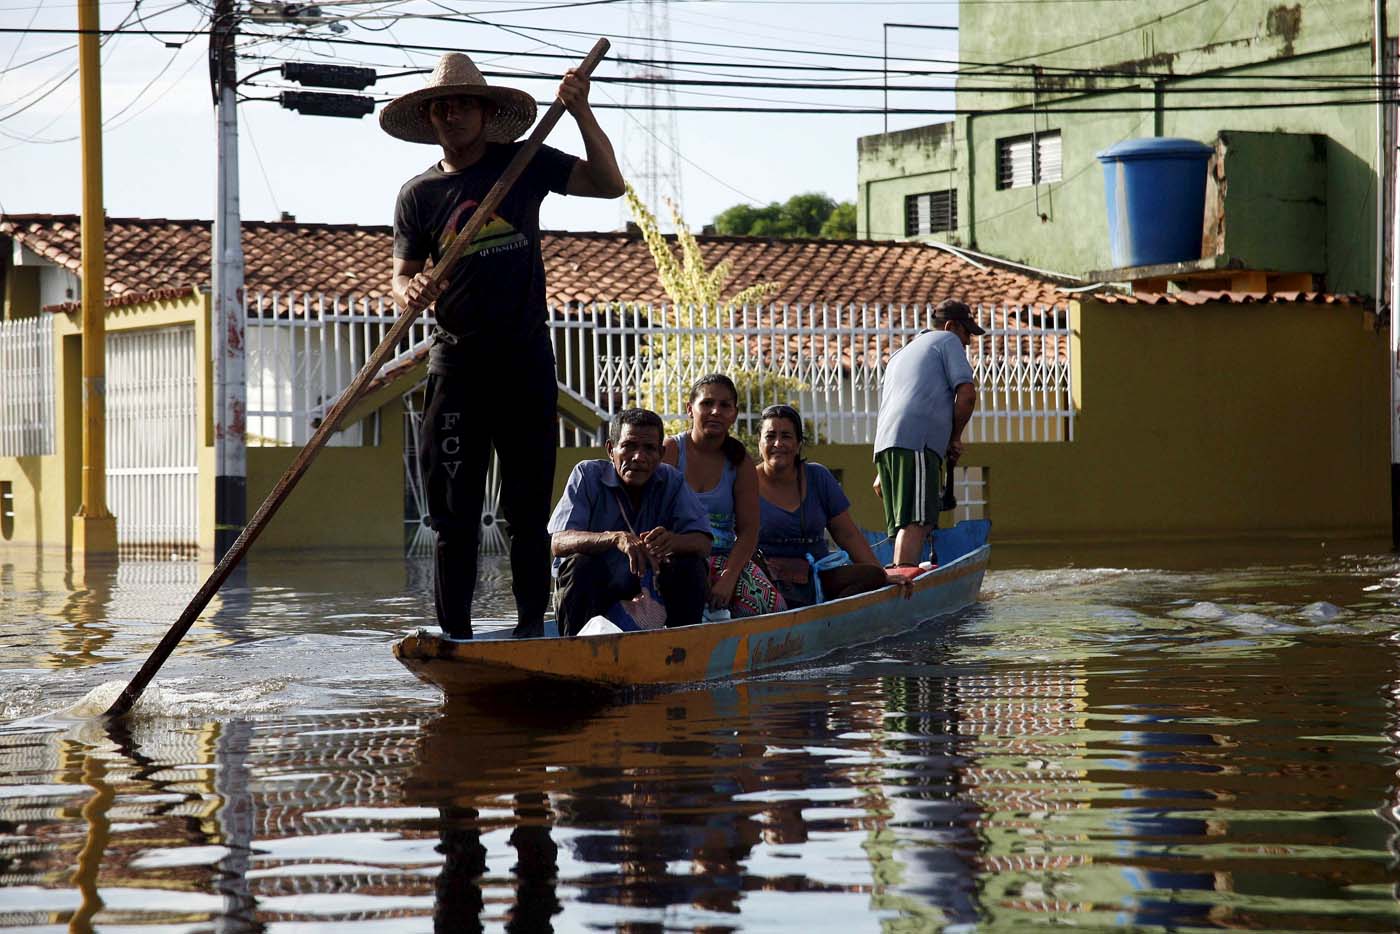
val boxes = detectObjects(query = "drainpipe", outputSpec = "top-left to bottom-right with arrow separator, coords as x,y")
1378,0 -> 1399,549
1378,0 -> 1389,318
964,116 -> 976,249
1392,163 -> 1399,550
862,178 -> 872,239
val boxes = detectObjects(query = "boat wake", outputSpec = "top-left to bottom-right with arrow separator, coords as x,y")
982,566 -> 1145,598
1,676 -> 294,728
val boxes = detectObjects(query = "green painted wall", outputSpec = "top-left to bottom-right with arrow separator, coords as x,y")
857,122 -> 966,243
1207,130 -> 1328,273
858,1 -> 1391,293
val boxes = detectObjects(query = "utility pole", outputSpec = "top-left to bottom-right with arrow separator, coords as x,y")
211,0 -> 246,560
72,0 -> 117,556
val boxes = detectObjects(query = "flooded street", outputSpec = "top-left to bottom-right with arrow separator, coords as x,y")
4,542 -> 1400,932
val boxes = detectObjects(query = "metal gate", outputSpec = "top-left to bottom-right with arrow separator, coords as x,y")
106,325 -> 199,551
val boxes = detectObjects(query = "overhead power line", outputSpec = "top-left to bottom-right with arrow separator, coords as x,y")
11,26 -> 1399,85
507,97 -> 1400,114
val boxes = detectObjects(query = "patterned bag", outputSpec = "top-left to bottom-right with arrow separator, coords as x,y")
707,554 -> 786,617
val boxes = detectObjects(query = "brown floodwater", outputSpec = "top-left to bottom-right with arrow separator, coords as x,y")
3,538 -> 1400,932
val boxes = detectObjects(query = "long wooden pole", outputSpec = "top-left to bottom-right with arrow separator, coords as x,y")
104,38 -> 611,719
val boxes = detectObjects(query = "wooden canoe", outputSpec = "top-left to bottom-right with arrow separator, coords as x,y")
393,519 -> 990,693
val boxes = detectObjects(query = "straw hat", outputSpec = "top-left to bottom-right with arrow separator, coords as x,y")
380,53 -> 537,145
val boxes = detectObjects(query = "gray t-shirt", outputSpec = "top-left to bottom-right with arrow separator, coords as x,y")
873,329 -> 975,456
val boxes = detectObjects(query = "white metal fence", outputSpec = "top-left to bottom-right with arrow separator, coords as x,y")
0,315 -> 55,457
244,291 -> 435,447
245,295 -> 1072,449
106,325 -> 199,550
548,301 -> 1073,446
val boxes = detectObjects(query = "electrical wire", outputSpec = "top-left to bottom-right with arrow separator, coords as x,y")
222,30 -> 1400,92
241,109 -> 282,213
2,0 -> 47,75
0,0 -> 202,138
16,26 -> 1400,86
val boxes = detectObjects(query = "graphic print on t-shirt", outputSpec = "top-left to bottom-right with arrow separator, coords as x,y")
439,198 -> 528,259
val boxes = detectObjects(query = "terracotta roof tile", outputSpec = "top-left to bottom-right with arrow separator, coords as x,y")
1096,289 -> 1367,306
3,213 -> 1074,310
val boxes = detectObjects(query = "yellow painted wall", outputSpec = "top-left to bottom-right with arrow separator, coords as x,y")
0,317 -> 81,551
2,296 -> 1389,554
551,300 -> 1389,544
996,298 -> 1388,541
244,400 -> 405,551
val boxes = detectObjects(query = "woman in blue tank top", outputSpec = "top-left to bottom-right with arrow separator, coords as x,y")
755,404 -> 906,608
662,374 -> 784,617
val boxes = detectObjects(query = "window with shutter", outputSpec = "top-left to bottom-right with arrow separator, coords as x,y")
997,130 -> 1062,188
903,190 -> 957,235
1037,131 -> 1063,183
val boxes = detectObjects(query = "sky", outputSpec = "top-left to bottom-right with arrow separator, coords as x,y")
1,0 -> 959,236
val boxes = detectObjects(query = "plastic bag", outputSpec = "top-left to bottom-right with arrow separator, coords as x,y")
605,571 -> 667,631
807,550 -> 851,604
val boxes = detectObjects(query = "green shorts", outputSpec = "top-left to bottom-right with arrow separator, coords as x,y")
876,447 -> 942,537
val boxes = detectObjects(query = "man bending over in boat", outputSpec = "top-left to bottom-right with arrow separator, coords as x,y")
873,298 -> 981,571
548,408 -> 713,636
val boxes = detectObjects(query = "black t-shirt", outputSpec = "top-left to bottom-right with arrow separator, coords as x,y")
393,142 -> 577,372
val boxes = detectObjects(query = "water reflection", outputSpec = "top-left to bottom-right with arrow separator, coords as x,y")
4,548 -> 1400,930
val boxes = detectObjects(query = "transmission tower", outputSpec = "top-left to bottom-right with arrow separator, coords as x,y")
623,0 -> 684,224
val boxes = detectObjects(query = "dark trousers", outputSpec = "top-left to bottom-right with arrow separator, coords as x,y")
419,342 -> 557,638
555,552 -> 708,636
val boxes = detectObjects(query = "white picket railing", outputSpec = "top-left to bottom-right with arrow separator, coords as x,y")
548,301 -> 1074,445
0,315 -> 55,458
244,291 -> 435,447
242,294 -> 1074,450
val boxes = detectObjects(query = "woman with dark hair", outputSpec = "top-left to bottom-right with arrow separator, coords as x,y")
662,375 -> 784,617
754,404 -> 905,608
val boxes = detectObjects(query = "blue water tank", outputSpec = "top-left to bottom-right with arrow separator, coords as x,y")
1096,138 -> 1214,268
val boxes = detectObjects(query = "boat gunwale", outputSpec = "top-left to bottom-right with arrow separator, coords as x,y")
393,542 -> 990,680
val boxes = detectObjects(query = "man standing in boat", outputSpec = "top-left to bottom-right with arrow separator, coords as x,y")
873,299 -> 981,568
549,409 -> 713,636
384,53 -> 624,640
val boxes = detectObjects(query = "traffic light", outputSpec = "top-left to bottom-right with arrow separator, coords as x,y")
278,90 -> 375,119
280,63 -> 377,91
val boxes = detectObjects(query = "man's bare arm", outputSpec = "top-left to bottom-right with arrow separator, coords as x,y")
552,529 -> 624,557
948,382 -> 978,464
558,70 -> 624,199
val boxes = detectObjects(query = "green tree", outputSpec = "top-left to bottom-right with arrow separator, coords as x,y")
820,201 -> 857,239
623,184 -> 804,439
713,192 -> 855,239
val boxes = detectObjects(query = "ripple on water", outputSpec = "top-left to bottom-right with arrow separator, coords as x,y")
2,549 -> 1400,931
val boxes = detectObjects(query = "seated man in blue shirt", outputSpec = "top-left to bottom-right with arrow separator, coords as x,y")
548,408 -> 713,636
